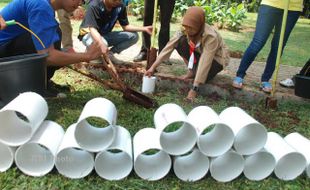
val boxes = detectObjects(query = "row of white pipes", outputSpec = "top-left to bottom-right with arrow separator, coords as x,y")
0,92 -> 309,182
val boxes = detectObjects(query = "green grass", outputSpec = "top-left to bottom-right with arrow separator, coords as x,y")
1,2 -> 310,189
1,70 -> 310,189
120,12 -> 310,67
1,1 -> 309,66
108,12 -> 310,67
0,0 -> 10,9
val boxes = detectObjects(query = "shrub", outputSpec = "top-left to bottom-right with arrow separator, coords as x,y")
200,0 -> 247,32
129,0 -> 144,20
130,0 -> 247,32
226,3 -> 247,31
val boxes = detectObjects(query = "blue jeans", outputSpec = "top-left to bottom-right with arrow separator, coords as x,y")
82,31 -> 139,54
236,5 -> 300,82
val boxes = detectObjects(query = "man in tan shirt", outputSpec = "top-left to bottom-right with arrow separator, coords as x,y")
145,6 -> 230,101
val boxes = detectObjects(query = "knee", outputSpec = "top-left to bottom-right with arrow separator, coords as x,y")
248,38 -> 266,53
129,32 -> 139,44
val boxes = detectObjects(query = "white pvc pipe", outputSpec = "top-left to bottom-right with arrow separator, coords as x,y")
219,107 -> 267,155
75,98 -> 116,152
95,125 -> 133,180
0,92 -> 48,146
154,103 -> 197,155
142,76 -> 156,94
210,150 -> 244,182
15,120 -> 64,177
0,142 -> 16,172
187,106 -> 234,157
133,128 -> 171,181
173,148 -> 209,182
284,132 -> 310,178
243,149 -> 276,181
264,132 -> 307,180
55,124 -> 94,179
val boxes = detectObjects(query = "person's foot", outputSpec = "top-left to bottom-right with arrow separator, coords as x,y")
42,88 -> 67,99
280,78 -> 295,88
261,81 -> 272,94
0,100 -> 4,109
108,51 -> 124,64
133,51 -> 147,62
180,70 -> 195,80
48,81 -> 71,92
232,76 -> 243,89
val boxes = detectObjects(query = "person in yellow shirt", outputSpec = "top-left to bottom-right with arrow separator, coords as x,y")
232,0 -> 303,93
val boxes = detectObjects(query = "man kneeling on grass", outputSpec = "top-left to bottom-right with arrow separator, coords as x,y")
144,6 -> 230,102
78,0 -> 153,64
0,0 -> 102,98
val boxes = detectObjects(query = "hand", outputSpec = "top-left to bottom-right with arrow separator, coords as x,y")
185,89 -> 197,102
144,25 -> 153,35
144,67 -> 155,77
99,43 -> 108,54
0,15 -> 6,30
86,41 -> 102,61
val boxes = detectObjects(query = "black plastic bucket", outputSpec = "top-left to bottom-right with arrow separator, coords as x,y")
294,74 -> 310,99
0,53 -> 48,106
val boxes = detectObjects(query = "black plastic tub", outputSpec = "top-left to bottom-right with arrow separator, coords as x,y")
294,74 -> 310,99
0,53 -> 48,106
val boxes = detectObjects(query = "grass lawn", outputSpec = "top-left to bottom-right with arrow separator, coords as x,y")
1,1 -> 309,66
1,68 -> 310,189
75,11 -> 310,67
1,2 -> 310,189
220,13 -> 310,67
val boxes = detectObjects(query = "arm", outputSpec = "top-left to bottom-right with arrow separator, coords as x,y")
0,15 -> 6,30
37,42 -> 101,66
121,24 -> 152,35
89,27 -> 108,54
145,34 -> 182,76
193,37 -> 219,86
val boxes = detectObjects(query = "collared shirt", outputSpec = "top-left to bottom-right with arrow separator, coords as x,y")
155,24 -> 230,84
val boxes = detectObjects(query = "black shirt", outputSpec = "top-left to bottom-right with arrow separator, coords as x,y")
79,0 -> 129,39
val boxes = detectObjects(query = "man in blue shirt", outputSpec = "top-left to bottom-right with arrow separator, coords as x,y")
78,0 -> 152,64
0,0 -> 101,94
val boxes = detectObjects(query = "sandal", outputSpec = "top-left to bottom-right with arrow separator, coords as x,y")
261,82 -> 272,93
232,77 -> 243,89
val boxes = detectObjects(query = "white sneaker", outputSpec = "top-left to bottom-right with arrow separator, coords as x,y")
280,78 -> 294,88
108,52 -> 124,65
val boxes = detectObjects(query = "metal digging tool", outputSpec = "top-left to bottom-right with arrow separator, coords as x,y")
265,0 -> 290,109
146,0 -> 159,70
101,54 -> 157,108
